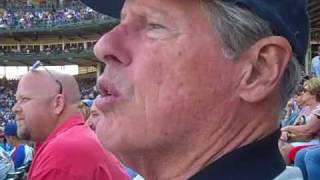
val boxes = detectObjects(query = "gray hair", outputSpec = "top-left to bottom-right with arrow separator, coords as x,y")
201,0 -> 301,110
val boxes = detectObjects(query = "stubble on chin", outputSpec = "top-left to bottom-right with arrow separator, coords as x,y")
17,123 -> 31,140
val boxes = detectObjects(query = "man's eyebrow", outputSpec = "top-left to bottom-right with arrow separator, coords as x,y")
121,4 -> 170,22
144,6 -> 171,20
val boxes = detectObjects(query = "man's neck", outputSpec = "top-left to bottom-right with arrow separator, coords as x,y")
54,106 -> 79,129
124,111 -> 278,179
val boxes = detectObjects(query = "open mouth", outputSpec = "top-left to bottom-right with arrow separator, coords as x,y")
98,81 -> 119,98
95,79 -> 121,111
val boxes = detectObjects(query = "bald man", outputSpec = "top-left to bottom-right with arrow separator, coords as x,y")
12,70 -> 128,180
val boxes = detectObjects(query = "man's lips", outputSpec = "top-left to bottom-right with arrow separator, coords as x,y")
15,118 -> 24,121
95,95 -> 117,111
98,78 -> 120,98
96,80 -> 121,111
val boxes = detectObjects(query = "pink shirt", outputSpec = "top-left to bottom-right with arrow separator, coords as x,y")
28,113 -> 129,180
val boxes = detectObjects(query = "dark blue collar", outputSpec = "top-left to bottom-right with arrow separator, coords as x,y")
190,130 -> 285,180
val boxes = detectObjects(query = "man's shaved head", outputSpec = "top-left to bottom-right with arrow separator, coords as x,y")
13,70 -> 82,142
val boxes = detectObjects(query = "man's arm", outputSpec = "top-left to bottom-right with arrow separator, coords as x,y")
281,114 -> 320,139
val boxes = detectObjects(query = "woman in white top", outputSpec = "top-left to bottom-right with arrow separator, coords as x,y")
279,77 -> 320,164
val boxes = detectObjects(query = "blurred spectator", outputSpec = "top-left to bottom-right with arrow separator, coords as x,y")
79,99 -> 93,120
0,132 -> 12,153
0,78 -> 17,125
0,145 -> 14,180
77,76 -> 97,99
86,100 -> 99,131
311,46 -> 320,78
4,120 -> 33,169
281,86 -> 306,127
279,78 -> 320,164
295,145 -> 320,180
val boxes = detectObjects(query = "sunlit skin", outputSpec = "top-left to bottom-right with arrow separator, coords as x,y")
301,91 -> 318,107
93,0 -> 292,179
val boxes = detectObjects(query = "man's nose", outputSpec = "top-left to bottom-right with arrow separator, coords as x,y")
12,102 -> 20,114
94,24 -> 133,66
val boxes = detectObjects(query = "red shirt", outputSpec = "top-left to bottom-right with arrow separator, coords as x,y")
28,113 -> 129,180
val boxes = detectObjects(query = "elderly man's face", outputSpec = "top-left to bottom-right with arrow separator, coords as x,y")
94,0 -> 242,155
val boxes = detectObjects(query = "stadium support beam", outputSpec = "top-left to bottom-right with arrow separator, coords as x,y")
96,62 -> 102,80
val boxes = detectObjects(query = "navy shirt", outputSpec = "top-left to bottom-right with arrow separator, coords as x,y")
190,130 -> 285,180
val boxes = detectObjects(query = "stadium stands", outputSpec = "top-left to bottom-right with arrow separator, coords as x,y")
0,78 -> 16,124
0,2 -> 108,30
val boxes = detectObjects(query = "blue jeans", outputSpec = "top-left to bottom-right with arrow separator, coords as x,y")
295,145 -> 320,180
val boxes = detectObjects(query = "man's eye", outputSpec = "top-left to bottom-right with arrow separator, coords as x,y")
146,23 -> 165,30
145,23 -> 170,39
17,97 -> 30,103
90,113 -> 99,117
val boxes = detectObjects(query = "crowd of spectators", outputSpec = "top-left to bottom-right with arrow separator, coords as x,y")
280,74 -> 320,179
0,78 -> 17,124
0,2 -> 108,30
77,76 -> 98,99
0,76 -> 97,126
0,45 -> 92,57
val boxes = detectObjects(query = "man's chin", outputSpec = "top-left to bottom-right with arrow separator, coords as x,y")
96,127 -> 123,153
17,126 -> 31,140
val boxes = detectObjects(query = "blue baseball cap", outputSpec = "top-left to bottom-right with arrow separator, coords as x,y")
4,120 -> 17,136
80,0 -> 310,65
82,99 -> 94,107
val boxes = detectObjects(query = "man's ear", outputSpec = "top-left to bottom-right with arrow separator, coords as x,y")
53,94 -> 65,115
238,36 -> 292,103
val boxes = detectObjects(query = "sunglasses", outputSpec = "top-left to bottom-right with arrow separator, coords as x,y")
30,60 -> 63,94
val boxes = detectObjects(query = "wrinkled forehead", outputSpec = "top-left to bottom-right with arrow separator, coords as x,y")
121,0 -> 200,16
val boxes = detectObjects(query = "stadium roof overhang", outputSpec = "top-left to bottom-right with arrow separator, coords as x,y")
0,53 -> 100,67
